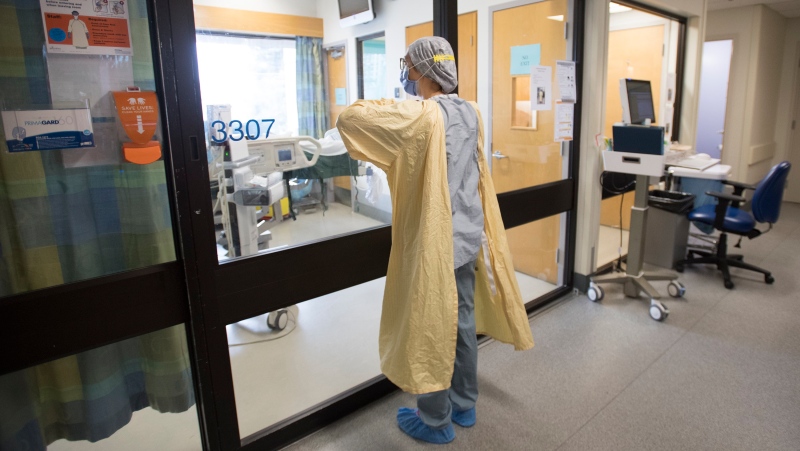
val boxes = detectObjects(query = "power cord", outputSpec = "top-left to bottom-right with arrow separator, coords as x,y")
599,172 -> 635,272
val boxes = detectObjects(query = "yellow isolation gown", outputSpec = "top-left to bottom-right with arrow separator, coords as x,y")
337,98 -> 534,394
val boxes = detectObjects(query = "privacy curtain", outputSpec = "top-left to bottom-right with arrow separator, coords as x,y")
0,0 -> 194,449
296,37 -> 330,139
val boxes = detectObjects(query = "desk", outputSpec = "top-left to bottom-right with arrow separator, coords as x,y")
668,163 -> 732,184
667,164 -> 732,234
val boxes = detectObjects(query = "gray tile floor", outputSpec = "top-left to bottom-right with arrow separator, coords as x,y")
288,203 -> 800,451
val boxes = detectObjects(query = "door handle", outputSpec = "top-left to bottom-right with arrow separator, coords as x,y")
492,151 -> 509,160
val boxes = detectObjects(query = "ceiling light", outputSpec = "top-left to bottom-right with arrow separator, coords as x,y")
609,3 -> 633,13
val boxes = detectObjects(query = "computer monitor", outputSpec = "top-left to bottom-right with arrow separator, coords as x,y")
619,79 -> 656,125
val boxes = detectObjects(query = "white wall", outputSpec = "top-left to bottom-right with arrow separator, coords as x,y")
706,5 -> 787,184
774,17 -> 800,176
638,0 -> 703,17
193,0 -> 318,17
705,6 -> 755,175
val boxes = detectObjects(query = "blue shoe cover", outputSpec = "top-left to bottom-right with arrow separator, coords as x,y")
452,407 -> 476,427
397,408 -> 455,444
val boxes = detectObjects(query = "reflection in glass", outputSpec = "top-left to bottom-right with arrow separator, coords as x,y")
0,0 -> 175,298
359,36 -> 387,100
506,213 -> 566,300
227,278 -> 384,438
0,326 -> 199,451
193,30 -> 391,263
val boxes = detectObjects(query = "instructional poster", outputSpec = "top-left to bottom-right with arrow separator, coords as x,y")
40,0 -> 132,56
530,66 -> 552,111
554,102 -> 574,142
556,60 -> 577,102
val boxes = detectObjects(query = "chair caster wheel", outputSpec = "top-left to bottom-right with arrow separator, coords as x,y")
765,275 -> 774,284
724,279 -> 734,289
667,281 -> 686,298
587,283 -> 604,302
267,309 -> 289,331
649,300 -> 669,322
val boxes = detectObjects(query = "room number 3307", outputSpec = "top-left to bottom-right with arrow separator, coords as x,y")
210,119 -> 275,143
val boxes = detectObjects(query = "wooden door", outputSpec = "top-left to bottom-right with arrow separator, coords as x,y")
404,12 -> 478,101
327,46 -> 351,190
605,25 -> 664,136
492,0 -> 568,284
327,46 -> 347,127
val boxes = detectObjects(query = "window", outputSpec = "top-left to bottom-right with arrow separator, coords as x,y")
195,33 -> 299,137
357,34 -> 386,100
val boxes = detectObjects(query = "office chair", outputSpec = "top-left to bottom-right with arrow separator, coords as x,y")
676,161 -> 791,289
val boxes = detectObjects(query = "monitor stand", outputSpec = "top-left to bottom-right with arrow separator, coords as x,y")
588,174 -> 686,321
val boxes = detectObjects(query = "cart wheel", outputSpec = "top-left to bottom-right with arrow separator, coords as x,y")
765,274 -> 775,284
667,281 -> 686,298
587,283 -> 604,302
649,300 -> 669,322
724,279 -> 735,290
267,309 -> 289,331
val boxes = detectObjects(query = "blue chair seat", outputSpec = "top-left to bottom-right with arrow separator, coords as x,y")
688,204 -> 756,234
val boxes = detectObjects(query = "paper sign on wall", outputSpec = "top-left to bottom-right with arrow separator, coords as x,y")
554,102 -> 574,142
335,88 -> 347,106
510,44 -> 541,75
530,66 -> 552,111
556,60 -> 577,102
40,0 -> 133,56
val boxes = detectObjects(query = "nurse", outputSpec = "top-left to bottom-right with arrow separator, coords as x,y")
337,37 -> 534,445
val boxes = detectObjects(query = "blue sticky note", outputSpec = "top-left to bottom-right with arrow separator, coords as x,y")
335,88 -> 347,106
510,44 -> 541,75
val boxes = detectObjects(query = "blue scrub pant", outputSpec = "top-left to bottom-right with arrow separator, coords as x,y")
417,260 -> 479,429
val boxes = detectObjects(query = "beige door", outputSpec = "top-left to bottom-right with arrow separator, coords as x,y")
492,0 -> 569,285
605,25 -> 664,136
405,12 -> 478,101
327,46 -> 351,190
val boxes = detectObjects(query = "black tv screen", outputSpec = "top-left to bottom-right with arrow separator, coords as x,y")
339,0 -> 370,19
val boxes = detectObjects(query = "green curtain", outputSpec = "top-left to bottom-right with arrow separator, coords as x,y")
296,37 -> 330,139
0,0 -> 194,449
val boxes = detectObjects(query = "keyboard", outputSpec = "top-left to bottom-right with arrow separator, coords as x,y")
671,157 -> 720,171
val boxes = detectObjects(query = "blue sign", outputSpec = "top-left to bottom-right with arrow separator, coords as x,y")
510,44 -> 541,75
335,88 -> 347,106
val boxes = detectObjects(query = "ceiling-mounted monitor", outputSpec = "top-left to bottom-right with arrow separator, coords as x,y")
338,0 -> 375,27
619,79 -> 656,125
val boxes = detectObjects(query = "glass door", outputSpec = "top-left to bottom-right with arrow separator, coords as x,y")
0,0 -> 202,449
165,0 -> 429,448
490,0 -> 578,306
160,0 -> 584,448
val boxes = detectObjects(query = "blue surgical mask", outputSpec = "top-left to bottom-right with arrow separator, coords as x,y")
400,66 -> 418,97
